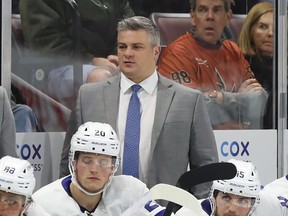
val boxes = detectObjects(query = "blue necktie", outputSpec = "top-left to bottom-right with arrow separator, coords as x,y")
123,84 -> 141,178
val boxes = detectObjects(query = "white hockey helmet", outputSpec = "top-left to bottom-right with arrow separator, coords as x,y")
69,121 -> 120,161
69,122 -> 120,196
210,159 -> 261,215
0,156 -> 35,197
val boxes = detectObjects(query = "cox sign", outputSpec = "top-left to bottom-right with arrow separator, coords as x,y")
16,144 -> 42,160
16,143 -> 44,173
221,141 -> 249,157
16,132 -> 66,191
214,130 -> 277,185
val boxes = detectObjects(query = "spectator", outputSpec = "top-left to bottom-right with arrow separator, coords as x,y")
60,16 -> 218,198
176,159 -> 285,216
0,156 -> 49,215
238,2 -> 274,129
32,122 -> 166,215
0,86 -> 17,158
11,91 -> 42,132
157,0 -> 268,129
19,0 -> 134,106
12,104 -> 41,132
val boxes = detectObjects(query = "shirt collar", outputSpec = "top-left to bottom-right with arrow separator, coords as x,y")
120,71 -> 158,95
191,29 -> 224,49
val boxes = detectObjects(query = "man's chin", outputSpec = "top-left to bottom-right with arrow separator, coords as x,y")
79,182 -> 104,194
84,187 -> 103,194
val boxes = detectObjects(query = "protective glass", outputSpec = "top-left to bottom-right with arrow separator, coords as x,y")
78,155 -> 116,170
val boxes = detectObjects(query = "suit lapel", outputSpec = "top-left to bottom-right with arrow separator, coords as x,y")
103,74 -> 175,163
103,75 -> 120,131
150,75 -> 175,159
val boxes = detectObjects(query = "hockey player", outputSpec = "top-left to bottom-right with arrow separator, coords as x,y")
32,121 -> 166,215
259,174 -> 288,215
176,159 -> 259,216
176,159 -> 285,216
203,159 -> 261,216
0,155 -> 48,216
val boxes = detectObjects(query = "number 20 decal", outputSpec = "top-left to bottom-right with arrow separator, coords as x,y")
95,130 -> 105,137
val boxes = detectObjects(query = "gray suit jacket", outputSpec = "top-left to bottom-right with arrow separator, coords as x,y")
60,74 -> 218,197
0,86 -> 17,157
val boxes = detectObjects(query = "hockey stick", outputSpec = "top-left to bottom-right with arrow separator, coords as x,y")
120,162 -> 236,216
150,184 -> 205,216
163,162 -> 237,216
120,183 -> 205,216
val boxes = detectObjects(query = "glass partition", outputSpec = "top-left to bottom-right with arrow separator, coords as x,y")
1,0 -> 285,188
1,0 -> 11,92
278,0 -> 288,176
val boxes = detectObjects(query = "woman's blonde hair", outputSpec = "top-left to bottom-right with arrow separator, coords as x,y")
238,2 -> 273,56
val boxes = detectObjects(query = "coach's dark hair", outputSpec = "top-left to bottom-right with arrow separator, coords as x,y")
117,16 -> 160,47
189,0 -> 231,12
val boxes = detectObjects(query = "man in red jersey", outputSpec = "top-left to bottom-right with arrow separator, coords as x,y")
158,0 -> 268,129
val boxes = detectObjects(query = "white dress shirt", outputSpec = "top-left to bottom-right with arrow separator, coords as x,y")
117,71 -> 158,183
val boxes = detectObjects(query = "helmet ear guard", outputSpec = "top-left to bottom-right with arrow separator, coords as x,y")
209,159 -> 261,216
0,156 -> 35,197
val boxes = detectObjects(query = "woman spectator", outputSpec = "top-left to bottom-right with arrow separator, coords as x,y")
238,2 -> 273,129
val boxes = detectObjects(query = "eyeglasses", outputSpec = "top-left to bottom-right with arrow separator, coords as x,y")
78,156 -> 116,170
216,195 -> 254,208
0,193 -> 24,211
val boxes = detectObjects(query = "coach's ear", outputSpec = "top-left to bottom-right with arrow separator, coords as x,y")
154,45 -> 161,62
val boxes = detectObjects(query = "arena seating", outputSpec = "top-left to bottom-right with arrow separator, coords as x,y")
150,12 -> 247,46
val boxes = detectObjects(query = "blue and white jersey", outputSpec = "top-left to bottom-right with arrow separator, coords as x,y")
258,174 -> 288,216
32,175 -> 165,216
25,202 -> 50,216
134,201 -> 166,216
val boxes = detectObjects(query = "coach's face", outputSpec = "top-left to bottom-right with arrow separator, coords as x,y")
117,29 -> 160,83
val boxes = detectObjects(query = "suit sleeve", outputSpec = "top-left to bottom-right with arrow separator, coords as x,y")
0,87 -> 17,158
189,91 -> 219,198
60,87 -> 84,177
